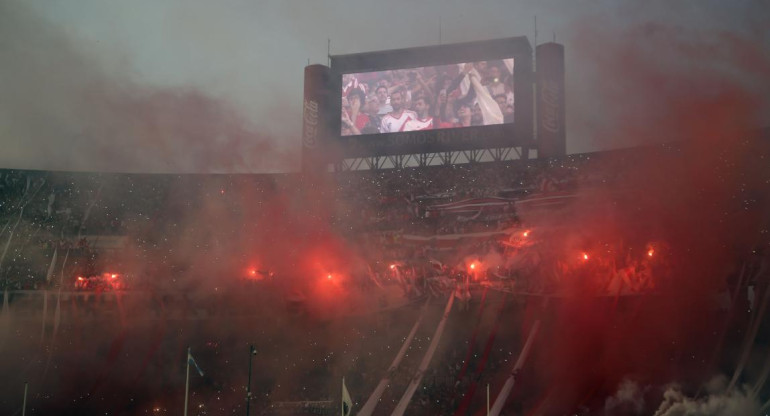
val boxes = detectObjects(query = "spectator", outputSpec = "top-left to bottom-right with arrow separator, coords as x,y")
341,88 -> 370,136
363,95 -> 382,134
454,102 -> 472,128
494,94 -> 515,123
403,95 -> 434,131
376,85 -> 393,115
471,103 -> 484,126
380,87 -> 417,133
485,65 -> 506,98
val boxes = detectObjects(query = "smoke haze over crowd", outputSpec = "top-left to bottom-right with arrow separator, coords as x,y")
1,1 -> 769,415
1,0 -> 768,173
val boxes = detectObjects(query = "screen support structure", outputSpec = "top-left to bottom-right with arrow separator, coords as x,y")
333,146 -> 528,171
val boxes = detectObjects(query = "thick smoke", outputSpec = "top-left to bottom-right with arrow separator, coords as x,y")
654,376 -> 760,416
0,6 -> 376,411
603,376 -> 762,416
1,2 -> 769,415
512,16 -> 770,414
571,16 -> 770,152
0,170 -> 405,414
0,1 -> 297,173
604,379 -> 646,415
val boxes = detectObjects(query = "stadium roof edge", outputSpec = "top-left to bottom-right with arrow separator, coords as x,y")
329,36 -> 532,60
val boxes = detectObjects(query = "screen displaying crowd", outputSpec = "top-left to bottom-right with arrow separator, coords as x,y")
340,58 -> 515,136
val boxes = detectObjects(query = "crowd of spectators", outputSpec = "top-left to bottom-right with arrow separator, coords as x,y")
0,151 -> 627,291
341,59 -> 515,135
334,159 -> 553,232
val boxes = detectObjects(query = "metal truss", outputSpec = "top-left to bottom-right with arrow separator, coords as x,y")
333,146 -> 531,171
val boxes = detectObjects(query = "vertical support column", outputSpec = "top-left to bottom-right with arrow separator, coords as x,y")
302,64 -> 333,172
536,43 -> 566,158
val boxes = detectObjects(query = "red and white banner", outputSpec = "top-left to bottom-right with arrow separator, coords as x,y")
425,197 -> 516,217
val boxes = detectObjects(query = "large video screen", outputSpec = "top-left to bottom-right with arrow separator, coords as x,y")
340,59 -> 514,136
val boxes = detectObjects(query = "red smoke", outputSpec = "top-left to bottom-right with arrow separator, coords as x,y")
521,20 -> 770,414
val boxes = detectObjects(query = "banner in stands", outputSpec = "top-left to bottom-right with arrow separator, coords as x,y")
424,197 -> 516,217
399,228 -> 517,249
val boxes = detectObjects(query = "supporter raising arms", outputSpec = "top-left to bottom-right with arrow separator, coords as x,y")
341,88 -> 370,136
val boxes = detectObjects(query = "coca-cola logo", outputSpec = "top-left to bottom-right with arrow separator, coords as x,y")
302,99 -> 319,148
540,80 -> 560,133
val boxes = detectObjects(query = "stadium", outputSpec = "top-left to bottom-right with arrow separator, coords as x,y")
1,4 -> 770,416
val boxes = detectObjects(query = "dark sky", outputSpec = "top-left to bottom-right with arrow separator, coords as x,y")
1,0 -> 768,173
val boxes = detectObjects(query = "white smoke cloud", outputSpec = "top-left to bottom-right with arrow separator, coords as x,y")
653,376 -> 760,416
605,379 -> 647,415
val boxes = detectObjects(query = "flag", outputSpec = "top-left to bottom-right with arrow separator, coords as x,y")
468,70 -> 504,125
342,377 -> 353,416
47,191 -> 56,217
188,350 -> 204,377
503,58 -> 514,75
45,248 -> 57,283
